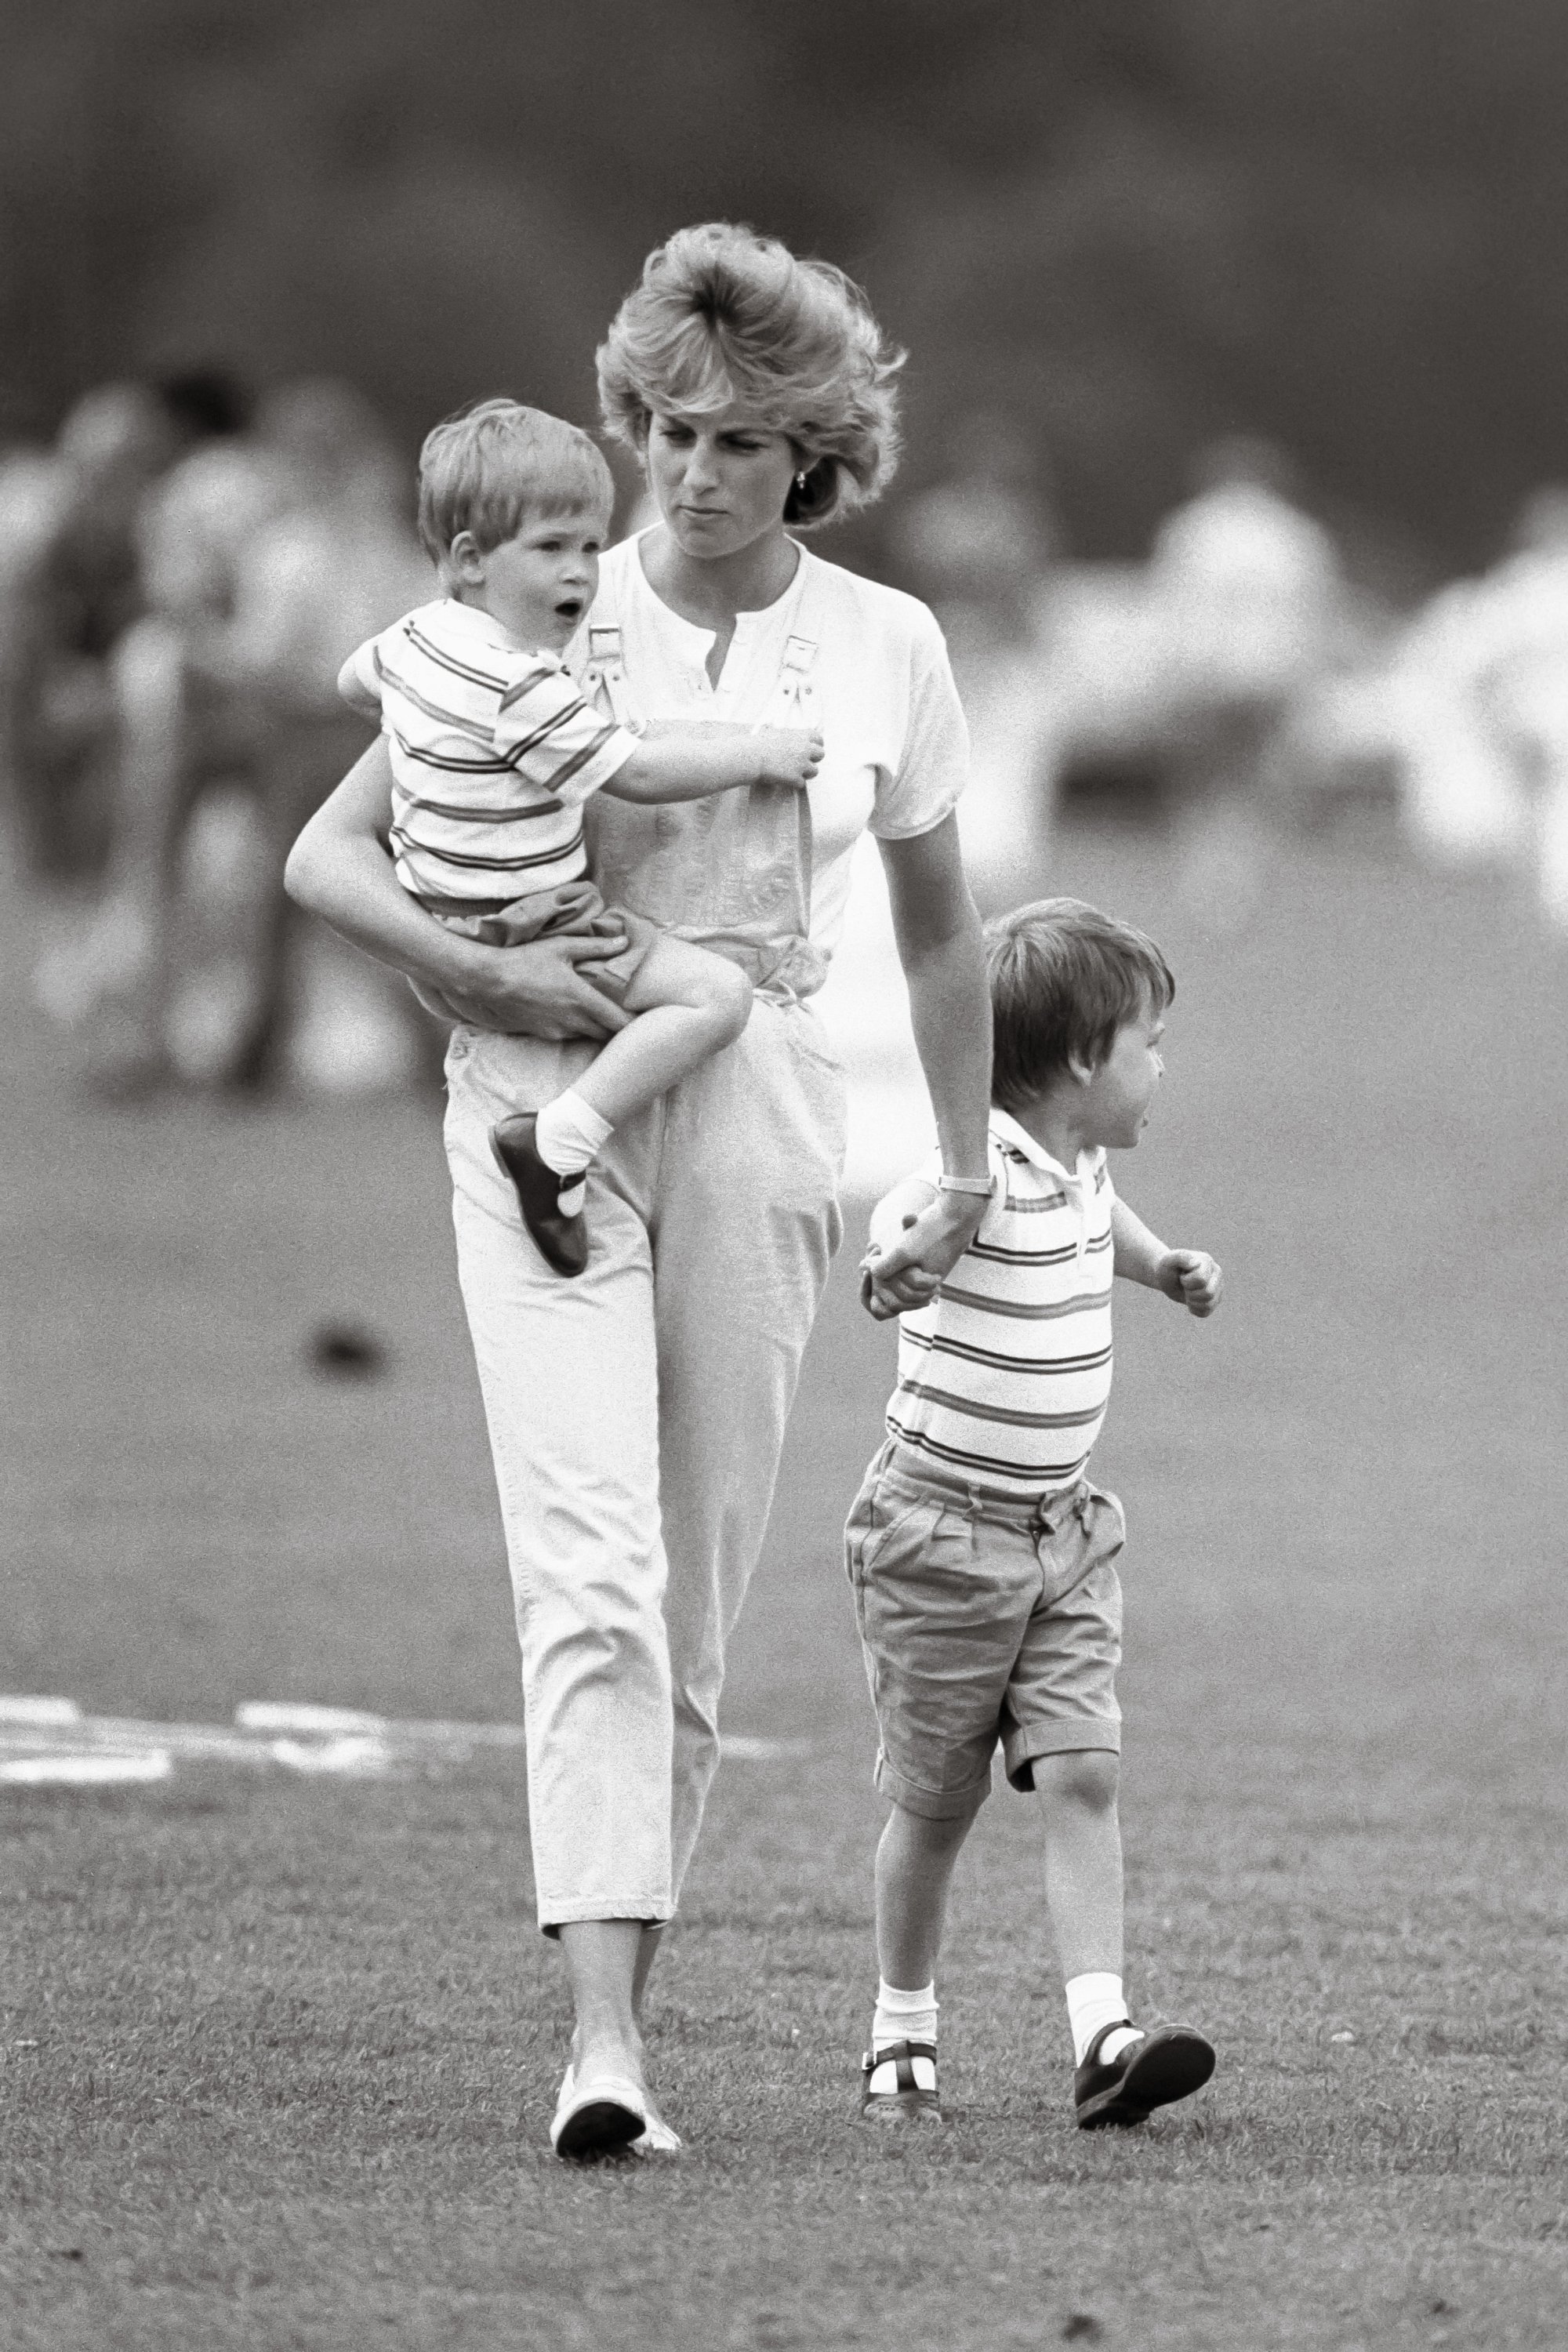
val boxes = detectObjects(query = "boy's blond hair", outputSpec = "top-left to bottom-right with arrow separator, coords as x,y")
416,398 -> 615,565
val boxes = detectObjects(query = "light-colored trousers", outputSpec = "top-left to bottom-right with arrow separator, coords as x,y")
443,1000 -> 845,1929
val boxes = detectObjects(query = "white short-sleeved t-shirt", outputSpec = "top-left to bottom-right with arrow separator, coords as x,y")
569,535 -> 968,961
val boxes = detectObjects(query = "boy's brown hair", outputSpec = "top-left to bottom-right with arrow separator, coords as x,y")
985,898 -> 1174,1113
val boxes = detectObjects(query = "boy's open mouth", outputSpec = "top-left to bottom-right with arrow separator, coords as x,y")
554,597 -> 584,624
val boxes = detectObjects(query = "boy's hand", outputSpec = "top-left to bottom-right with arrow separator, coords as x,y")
858,1194 -> 985,1320
754,725 -> 824,790
1156,1248 -> 1223,1317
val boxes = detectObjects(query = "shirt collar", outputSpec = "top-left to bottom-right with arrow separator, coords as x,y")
437,597 -> 561,664
989,1108 -> 1101,1187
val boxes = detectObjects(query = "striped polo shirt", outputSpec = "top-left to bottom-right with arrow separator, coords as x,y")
887,1109 -> 1116,1497
345,598 -> 637,911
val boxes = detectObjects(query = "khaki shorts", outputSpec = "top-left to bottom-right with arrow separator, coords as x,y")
429,879 -> 659,1004
845,1439 -> 1124,1821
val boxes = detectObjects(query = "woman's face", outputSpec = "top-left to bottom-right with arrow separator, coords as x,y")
644,404 -> 800,561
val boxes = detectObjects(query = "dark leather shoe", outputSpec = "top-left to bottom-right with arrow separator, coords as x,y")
860,2039 -> 942,2123
1074,2020 -> 1215,2129
491,1114 -> 588,1276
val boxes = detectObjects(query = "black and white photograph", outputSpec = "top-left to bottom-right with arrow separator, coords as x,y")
2,5 -> 1564,2347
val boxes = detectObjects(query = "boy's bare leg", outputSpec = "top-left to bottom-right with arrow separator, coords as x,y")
875,1802 -> 974,1989
569,935 -> 753,1124
496,937 -> 754,1273
1032,1750 -> 1124,1979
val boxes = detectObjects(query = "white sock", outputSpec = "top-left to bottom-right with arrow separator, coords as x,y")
533,1091 -> 612,1214
1065,1972 -> 1143,2067
869,1979 -> 938,2086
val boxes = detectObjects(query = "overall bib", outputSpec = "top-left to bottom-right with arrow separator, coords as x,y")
442,563 -> 846,1929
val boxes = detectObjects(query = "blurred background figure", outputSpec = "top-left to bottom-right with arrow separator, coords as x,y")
1145,436 -> 1347,926
0,381 -> 183,879
41,374 -> 431,1095
889,413 -> 1058,902
1386,486 -> 1568,929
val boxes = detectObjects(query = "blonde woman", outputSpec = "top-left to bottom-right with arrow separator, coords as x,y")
285,223 -> 993,2158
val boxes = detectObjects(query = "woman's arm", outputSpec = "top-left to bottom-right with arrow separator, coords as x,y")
866,814 -> 994,1289
284,739 -> 632,1039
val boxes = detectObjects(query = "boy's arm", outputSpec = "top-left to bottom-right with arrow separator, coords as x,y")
1111,1196 -> 1223,1319
336,642 -> 383,722
601,721 -> 823,805
859,1175 -> 945,1320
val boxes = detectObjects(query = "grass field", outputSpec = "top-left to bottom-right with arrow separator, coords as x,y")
2,824 -> 1566,2350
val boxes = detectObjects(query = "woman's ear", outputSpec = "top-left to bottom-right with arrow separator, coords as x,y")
1065,1048 -> 1098,1087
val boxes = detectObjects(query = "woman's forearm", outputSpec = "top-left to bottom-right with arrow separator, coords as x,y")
285,816 -> 475,995
880,818 -> 993,1180
900,917 -> 993,1177
284,741 -> 630,1041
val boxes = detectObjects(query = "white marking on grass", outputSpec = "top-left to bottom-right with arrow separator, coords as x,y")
0,1700 -> 808,1787
0,1751 -> 171,1786
0,1697 -> 83,1725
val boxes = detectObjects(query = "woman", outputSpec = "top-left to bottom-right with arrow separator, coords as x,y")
285,223 -> 993,2158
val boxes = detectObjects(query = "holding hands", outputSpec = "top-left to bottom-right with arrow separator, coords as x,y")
858,1181 -> 989,1322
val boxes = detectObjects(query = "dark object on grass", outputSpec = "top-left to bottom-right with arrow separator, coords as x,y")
1062,2319 -> 1102,2344
307,1322 -> 387,1377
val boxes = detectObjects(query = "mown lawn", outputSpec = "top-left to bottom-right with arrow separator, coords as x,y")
2,826 -> 1565,2350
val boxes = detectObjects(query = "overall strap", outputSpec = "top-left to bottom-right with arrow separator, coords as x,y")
752,554 -> 826,728
579,545 -> 647,731
582,622 -> 644,733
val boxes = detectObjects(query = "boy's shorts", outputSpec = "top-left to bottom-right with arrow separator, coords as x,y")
844,1438 -> 1125,1821
426,878 -> 659,1004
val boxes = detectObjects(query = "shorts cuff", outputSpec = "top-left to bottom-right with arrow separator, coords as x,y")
874,1750 -> 990,1822
1004,1719 -> 1120,1790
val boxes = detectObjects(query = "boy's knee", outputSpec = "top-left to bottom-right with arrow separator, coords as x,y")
704,961 -> 753,1044
1032,1748 -> 1120,1812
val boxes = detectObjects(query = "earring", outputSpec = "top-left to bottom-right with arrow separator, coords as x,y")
795,470 -> 808,489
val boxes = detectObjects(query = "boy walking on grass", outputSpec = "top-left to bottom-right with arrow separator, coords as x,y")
850,898 -> 1222,2128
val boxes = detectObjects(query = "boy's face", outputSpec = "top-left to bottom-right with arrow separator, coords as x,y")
1077,998 -> 1167,1149
459,504 -> 612,651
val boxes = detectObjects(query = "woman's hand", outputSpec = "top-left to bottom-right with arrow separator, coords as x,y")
285,739 -> 632,1042
858,1189 -> 989,1320
419,933 -> 633,1039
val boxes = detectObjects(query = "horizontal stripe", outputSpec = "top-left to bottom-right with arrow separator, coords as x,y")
902,1329 -> 1113,1377
403,620 -> 512,695
394,787 -> 566,824
885,1416 -> 1094,1486
390,825 -> 584,875
935,1282 -> 1111,1322
893,1381 -> 1107,1432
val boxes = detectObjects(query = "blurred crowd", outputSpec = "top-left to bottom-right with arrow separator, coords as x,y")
0,370 -> 433,1094
897,429 -> 1568,934
3,380 -> 1566,1104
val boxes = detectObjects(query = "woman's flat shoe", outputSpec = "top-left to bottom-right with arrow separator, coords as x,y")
549,2063 -> 648,2159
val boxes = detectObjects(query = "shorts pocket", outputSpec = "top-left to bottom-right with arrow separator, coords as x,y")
845,1486 -> 946,1589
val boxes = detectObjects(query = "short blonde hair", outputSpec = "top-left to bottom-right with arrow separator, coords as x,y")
416,398 -> 615,564
596,223 -> 903,528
